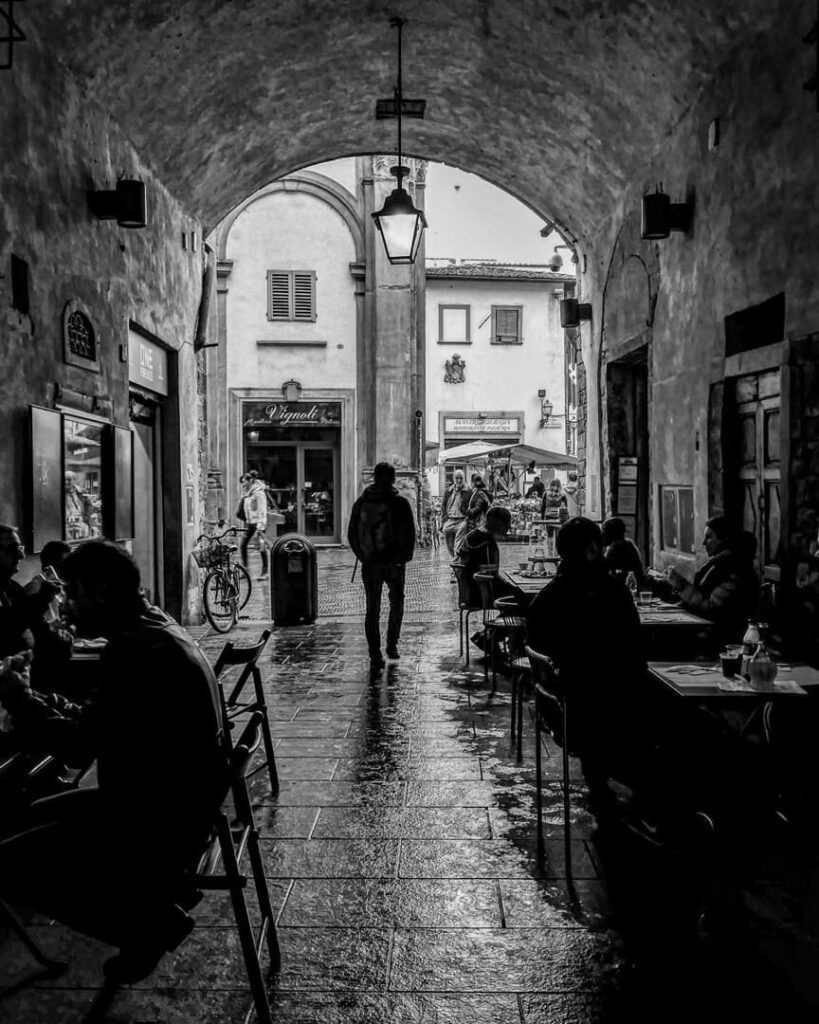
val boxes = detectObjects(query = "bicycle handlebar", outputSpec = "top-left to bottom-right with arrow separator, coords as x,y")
194,526 -> 240,547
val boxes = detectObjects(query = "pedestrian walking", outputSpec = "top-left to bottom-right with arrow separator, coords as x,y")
240,470 -> 270,580
441,469 -> 469,560
347,462 -> 416,671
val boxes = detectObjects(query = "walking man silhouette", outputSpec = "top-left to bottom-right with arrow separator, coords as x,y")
348,462 -> 416,671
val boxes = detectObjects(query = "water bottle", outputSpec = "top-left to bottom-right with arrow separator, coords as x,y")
747,640 -> 777,691
740,620 -> 761,677
625,571 -> 638,601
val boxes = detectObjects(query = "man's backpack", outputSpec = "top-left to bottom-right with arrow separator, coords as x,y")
356,497 -> 394,561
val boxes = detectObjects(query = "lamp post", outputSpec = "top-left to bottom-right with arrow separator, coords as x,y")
371,18 -> 427,264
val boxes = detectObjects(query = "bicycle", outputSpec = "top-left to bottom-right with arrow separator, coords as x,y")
193,527 -> 252,632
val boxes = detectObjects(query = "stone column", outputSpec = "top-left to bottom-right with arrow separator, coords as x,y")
367,155 -> 424,475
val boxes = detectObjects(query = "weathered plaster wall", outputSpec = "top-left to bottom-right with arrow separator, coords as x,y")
425,276 -> 569,455
0,32 -> 202,619
224,189 -> 359,392
590,3 -> 819,577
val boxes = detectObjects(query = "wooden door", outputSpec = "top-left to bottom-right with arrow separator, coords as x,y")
732,370 -> 782,583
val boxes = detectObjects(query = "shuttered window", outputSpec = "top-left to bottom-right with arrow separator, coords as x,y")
491,305 -> 522,344
266,270 -> 316,322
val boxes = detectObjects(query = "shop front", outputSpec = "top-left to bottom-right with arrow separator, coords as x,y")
438,411 -> 523,492
241,400 -> 343,543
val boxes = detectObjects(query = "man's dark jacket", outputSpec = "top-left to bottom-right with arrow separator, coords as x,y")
525,560 -> 645,750
4,601 -> 226,873
347,484 -> 416,564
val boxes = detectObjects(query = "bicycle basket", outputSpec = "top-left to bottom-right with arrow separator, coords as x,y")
192,543 -> 231,570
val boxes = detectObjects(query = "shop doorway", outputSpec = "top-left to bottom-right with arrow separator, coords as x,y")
606,349 -> 649,564
245,438 -> 339,542
130,395 -> 164,604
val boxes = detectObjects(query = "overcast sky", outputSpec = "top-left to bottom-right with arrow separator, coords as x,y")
424,162 -> 562,264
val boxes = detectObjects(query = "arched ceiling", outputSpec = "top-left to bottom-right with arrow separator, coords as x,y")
28,0 -> 785,240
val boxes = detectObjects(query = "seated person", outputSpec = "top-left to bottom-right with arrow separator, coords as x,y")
454,505 -> 512,608
540,478 -> 568,519
664,516 -> 759,643
0,525 -> 60,659
601,516 -> 644,583
0,540 -> 226,982
526,517 -> 649,816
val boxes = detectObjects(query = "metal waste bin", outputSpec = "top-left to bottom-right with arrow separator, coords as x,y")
270,533 -> 317,625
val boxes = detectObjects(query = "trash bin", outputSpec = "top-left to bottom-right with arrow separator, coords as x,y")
270,533 -> 317,625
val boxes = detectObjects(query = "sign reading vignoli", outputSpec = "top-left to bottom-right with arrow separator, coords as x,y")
243,401 -> 341,428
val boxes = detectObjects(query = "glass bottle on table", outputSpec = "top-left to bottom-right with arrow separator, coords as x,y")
625,571 -> 638,601
740,620 -> 761,677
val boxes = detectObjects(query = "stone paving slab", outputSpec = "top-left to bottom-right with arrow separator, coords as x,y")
4,545 -> 814,1022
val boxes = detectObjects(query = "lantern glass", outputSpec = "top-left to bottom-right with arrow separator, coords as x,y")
372,187 -> 427,265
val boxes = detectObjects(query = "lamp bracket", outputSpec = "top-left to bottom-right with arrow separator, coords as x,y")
375,97 -> 426,119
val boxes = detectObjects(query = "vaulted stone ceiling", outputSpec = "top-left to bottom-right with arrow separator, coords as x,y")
29,0 -> 785,239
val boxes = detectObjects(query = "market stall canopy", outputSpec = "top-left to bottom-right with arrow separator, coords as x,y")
438,440 -> 577,469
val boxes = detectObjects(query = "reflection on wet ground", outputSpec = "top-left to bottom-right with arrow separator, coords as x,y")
1,546 -> 815,1021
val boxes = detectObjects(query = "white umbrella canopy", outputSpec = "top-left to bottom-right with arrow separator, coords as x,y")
438,440 -> 576,469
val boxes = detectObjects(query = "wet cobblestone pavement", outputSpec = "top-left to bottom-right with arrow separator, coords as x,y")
2,546 -> 815,1022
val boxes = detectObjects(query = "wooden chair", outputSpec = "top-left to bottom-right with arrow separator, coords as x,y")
526,645 -> 572,875
186,711 -> 280,1024
213,629 -> 278,794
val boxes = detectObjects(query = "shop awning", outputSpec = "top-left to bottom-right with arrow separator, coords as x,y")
438,440 -> 576,469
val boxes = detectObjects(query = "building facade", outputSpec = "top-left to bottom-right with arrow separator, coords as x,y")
425,263 -> 575,492
205,158 -> 427,542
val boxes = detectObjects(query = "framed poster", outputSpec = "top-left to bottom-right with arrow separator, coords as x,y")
29,406 -> 63,553
618,456 -> 638,483
617,484 -> 637,514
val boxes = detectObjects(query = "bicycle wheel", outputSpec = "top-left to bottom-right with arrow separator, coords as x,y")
203,567 -> 238,632
233,562 -> 252,610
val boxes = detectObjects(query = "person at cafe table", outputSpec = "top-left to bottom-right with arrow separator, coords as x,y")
659,516 -> 759,641
454,505 -> 514,609
0,524 -> 62,659
525,516 -> 648,819
0,540 -> 225,983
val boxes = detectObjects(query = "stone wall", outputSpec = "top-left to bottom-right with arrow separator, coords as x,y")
587,3 -> 819,575
0,33 -> 202,620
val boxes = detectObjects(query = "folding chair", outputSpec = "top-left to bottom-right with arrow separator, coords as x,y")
186,711 -> 280,1024
213,629 -> 278,793
526,646 -> 572,875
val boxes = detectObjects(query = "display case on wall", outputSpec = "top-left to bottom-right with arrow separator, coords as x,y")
28,406 -> 134,552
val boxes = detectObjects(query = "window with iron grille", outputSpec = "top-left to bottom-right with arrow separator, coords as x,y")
266,270 -> 316,322
490,305 -> 522,344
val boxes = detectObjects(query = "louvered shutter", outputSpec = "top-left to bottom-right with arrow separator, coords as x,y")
494,308 -> 520,343
293,271 -> 316,321
268,271 -> 291,320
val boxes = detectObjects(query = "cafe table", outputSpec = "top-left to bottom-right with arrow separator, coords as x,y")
648,659 -> 817,739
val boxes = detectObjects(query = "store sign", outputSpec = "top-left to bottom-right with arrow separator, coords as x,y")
243,401 -> 341,428
444,416 -> 518,434
128,332 -> 169,396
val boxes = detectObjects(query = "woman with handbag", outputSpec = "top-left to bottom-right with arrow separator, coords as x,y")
240,471 -> 270,580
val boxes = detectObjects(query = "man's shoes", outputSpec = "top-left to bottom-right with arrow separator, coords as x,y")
369,654 -> 385,672
257,572 -> 269,581
386,645 -> 400,660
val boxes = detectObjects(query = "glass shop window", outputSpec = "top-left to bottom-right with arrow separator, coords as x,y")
64,416 -> 104,540
660,485 -> 695,554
